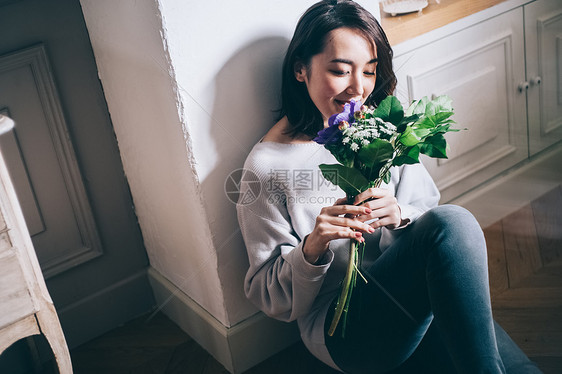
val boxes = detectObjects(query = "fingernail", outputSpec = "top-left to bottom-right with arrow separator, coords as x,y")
364,208 -> 372,214
355,232 -> 362,238
368,227 -> 375,233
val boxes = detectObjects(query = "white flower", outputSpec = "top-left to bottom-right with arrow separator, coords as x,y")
343,127 -> 355,136
361,139 -> 370,146
380,126 -> 395,135
375,117 -> 386,126
350,143 -> 359,152
342,137 -> 350,144
353,130 -> 368,139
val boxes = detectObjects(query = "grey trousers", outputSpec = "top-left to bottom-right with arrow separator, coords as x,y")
325,205 -> 542,374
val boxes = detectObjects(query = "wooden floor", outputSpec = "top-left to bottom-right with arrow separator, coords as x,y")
483,184 -> 562,374
60,312 -> 337,374
39,186 -> 562,373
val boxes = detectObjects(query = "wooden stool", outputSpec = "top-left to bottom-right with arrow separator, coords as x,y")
0,115 -> 72,373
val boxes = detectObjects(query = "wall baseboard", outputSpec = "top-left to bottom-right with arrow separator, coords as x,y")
57,269 -> 155,349
148,267 -> 300,374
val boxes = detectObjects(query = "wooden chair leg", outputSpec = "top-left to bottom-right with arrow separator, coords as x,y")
35,304 -> 73,374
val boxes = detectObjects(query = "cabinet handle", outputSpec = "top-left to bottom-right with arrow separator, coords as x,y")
518,81 -> 529,92
531,76 -> 542,86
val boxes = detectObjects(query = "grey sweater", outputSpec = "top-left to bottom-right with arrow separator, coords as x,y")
237,141 -> 440,370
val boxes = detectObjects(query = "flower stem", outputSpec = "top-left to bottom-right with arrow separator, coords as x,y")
328,238 -> 358,337
376,145 -> 406,186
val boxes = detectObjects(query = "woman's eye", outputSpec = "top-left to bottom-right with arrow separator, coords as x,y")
330,70 -> 348,76
364,71 -> 375,76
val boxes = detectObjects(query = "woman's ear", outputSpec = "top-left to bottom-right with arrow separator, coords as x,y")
294,61 -> 307,82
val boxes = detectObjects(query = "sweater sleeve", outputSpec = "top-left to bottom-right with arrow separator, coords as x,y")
395,162 -> 440,224
237,160 -> 333,322
379,163 -> 440,250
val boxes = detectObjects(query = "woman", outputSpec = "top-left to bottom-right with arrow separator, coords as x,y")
237,1 -> 541,372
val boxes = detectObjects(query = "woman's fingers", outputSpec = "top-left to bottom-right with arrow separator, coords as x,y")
305,204 -> 373,262
329,216 -> 375,233
356,200 -> 396,220
306,190 -> 401,261
352,189 -> 401,229
317,207 -> 374,233
323,204 -> 371,216
353,187 -> 390,205
334,197 -> 349,206
321,226 -> 365,242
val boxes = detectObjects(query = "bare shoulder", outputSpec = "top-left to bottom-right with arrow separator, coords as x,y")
262,117 -> 312,144
262,117 -> 291,143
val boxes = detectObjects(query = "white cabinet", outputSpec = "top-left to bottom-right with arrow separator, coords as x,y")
394,8 -> 528,202
525,0 -> 562,155
393,0 -> 562,203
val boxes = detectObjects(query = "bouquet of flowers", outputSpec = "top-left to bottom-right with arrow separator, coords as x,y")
314,95 -> 460,337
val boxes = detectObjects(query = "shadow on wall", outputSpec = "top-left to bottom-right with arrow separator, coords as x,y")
201,36 -> 290,325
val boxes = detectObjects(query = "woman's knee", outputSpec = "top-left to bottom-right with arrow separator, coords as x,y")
418,205 -> 487,262
424,205 -> 478,228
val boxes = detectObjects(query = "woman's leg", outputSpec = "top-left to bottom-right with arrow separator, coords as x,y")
386,321 -> 542,373
494,321 -> 542,373
325,205 -> 506,373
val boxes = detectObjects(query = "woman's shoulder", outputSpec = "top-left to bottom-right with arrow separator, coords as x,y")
243,117 -> 326,174
243,140 -> 320,175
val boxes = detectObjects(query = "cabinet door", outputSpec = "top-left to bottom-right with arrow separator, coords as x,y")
525,0 -> 562,155
394,8 -> 527,202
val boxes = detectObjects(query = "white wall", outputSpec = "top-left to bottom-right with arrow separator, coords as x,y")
158,0 -> 380,327
80,0 -> 381,328
79,0 -> 228,323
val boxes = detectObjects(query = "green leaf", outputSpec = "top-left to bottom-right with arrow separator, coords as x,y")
396,114 -> 420,133
429,95 -> 453,114
357,139 -> 394,180
414,128 -> 431,139
358,139 -> 394,165
420,134 -> 448,158
405,97 -> 430,116
374,96 -> 404,125
406,95 -> 454,117
424,96 -> 453,116
393,145 -> 420,166
326,144 -> 355,168
416,111 -> 454,129
319,164 -> 370,196
382,171 -> 391,184
402,114 -> 421,124
398,126 -> 421,147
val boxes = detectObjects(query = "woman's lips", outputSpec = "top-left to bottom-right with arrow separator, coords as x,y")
334,99 -> 347,108
335,98 -> 362,107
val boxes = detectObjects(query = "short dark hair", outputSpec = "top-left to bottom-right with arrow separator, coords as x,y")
280,0 -> 396,138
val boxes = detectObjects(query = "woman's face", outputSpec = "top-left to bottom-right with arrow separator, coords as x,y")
295,27 -> 378,127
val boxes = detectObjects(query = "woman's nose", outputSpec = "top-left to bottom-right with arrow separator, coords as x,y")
346,73 -> 364,96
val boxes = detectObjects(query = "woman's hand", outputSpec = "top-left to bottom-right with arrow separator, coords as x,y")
353,188 -> 403,230
303,198 -> 375,264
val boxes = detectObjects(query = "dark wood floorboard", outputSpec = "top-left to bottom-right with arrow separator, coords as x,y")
485,185 -> 562,374
61,312 -> 336,374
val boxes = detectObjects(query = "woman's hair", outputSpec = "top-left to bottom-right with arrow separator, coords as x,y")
280,0 -> 396,138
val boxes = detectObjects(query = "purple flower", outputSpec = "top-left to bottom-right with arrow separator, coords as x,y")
314,123 -> 342,145
314,100 -> 362,145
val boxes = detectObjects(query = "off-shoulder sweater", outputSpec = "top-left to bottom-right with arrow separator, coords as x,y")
236,141 -> 440,371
